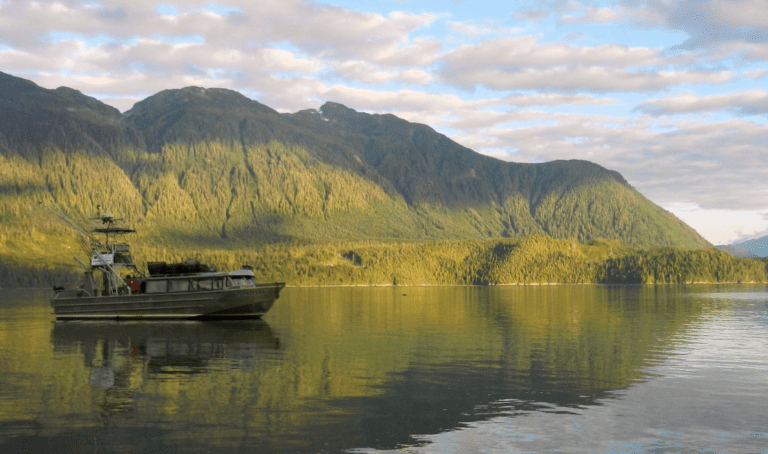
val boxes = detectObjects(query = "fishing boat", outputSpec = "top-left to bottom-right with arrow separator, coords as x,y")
48,207 -> 285,320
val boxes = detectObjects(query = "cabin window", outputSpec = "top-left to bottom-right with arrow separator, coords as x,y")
168,279 -> 190,292
113,244 -> 130,253
228,277 -> 255,287
197,279 -> 213,290
145,280 -> 167,293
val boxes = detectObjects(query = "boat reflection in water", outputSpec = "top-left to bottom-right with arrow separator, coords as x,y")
52,320 -> 280,392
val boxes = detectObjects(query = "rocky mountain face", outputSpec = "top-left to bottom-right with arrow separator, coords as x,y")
0,71 -> 710,249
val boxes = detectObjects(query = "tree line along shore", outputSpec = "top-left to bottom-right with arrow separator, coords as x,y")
2,236 -> 766,288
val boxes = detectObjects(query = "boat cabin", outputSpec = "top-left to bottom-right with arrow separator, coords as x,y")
143,273 -> 257,294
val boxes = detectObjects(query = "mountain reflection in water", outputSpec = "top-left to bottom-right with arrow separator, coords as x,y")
1,286 -> 766,453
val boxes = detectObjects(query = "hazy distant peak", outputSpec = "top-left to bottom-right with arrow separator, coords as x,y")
733,235 -> 768,257
716,244 -> 760,258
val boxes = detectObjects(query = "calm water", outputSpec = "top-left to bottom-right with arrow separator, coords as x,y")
1,285 -> 767,453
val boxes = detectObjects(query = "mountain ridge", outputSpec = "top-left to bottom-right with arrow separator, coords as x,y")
0,71 -> 710,250
0,72 -> 138,156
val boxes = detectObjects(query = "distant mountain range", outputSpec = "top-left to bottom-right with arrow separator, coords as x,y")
730,236 -> 768,257
0,71 -> 710,250
712,234 -> 768,258
715,244 -> 759,258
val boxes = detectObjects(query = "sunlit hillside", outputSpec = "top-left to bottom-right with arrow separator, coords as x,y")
0,71 -> 740,287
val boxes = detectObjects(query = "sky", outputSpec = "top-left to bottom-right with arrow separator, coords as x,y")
1,0 -> 767,245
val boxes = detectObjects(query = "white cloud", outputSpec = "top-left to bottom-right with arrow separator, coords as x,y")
637,89 -> 768,115
706,0 -> 768,28
319,85 -> 467,114
514,2 -> 665,27
637,0 -> 768,48
261,6 -> 439,61
560,7 -> 620,24
478,93 -> 617,108
443,37 -> 661,68
367,37 -> 444,67
0,0 -> 438,61
446,109 -> 626,131
663,202 -> 768,245
447,21 -> 522,37
513,0 -> 768,48
330,60 -> 432,85
744,68 -> 768,79
443,65 -> 732,92
744,42 -> 768,59
439,36 -> 733,92
512,8 -> 551,22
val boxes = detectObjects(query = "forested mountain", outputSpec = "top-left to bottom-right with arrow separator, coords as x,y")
0,71 -> 713,282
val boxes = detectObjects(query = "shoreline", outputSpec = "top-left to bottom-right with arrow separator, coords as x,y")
283,281 -> 765,288
3,281 -> 767,291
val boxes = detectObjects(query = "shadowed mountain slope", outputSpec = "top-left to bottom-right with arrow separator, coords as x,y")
317,101 -> 629,208
0,72 -> 142,156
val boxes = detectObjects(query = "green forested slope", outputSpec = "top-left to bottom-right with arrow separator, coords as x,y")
0,71 -> 724,286
0,139 -> 708,248
158,237 -> 768,286
4,236 -> 762,288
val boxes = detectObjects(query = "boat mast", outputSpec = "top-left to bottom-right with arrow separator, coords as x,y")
42,202 -> 141,293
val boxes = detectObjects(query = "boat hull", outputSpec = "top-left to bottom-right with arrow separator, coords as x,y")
51,283 -> 285,320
